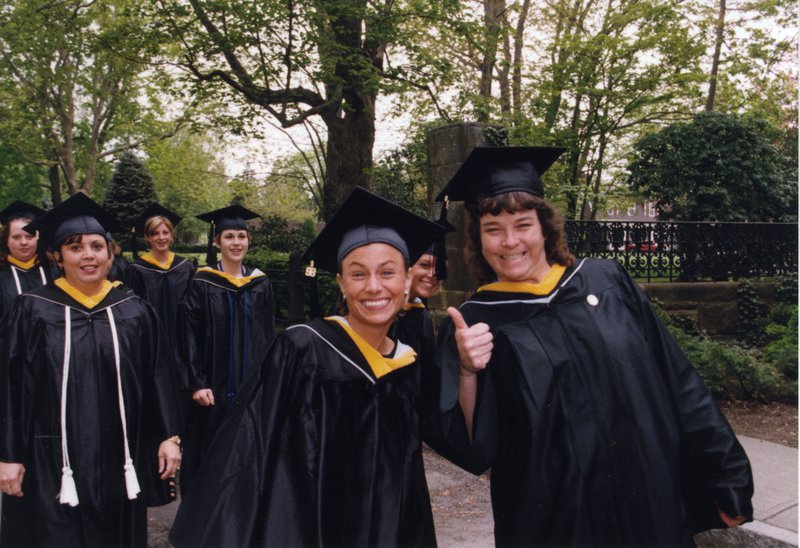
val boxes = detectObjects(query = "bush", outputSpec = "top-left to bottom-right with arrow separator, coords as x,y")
736,278 -> 765,346
652,299 -> 794,402
251,214 -> 315,254
763,306 -> 798,382
666,325 -> 791,402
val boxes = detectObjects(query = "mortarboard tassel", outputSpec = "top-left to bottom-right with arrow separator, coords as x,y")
59,307 -> 79,506
59,466 -> 79,507
124,459 -> 141,500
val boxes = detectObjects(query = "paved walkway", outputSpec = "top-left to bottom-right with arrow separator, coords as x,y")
148,434 -> 797,547
737,436 -> 798,545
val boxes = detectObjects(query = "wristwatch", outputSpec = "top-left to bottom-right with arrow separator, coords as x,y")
167,435 -> 181,446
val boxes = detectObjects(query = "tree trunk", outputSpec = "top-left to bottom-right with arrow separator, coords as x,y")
706,0 -> 726,111
321,94 -> 376,221
48,164 -> 63,205
511,0 -> 531,120
478,0 -> 505,121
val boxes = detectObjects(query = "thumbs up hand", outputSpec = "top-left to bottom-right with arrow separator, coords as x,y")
447,307 -> 493,376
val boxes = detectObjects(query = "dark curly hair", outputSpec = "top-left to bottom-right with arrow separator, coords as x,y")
465,191 -> 574,284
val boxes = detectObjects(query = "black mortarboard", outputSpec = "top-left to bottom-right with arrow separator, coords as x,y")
303,187 -> 445,274
434,146 -> 566,203
0,200 -> 46,225
133,202 -> 183,236
196,204 -> 260,266
23,192 -> 122,249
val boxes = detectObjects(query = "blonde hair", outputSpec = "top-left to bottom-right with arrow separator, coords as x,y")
144,215 -> 175,237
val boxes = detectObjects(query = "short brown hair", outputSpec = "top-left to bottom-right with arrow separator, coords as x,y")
466,191 -> 574,283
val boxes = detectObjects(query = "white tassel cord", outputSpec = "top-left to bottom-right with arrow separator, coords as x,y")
107,308 -> 140,500
10,267 -> 21,295
59,307 -> 79,507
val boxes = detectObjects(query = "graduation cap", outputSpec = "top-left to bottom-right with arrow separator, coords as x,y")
196,204 -> 260,266
303,187 -> 445,275
131,203 -> 183,258
434,146 -> 566,204
23,192 -> 122,249
133,202 -> 183,236
0,200 -> 46,226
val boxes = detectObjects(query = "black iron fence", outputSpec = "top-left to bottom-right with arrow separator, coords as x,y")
565,220 -> 798,282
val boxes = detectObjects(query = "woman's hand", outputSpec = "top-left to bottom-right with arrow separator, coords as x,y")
158,439 -> 182,480
718,507 -> 747,528
0,462 -> 25,497
192,388 -> 215,406
448,307 -> 493,376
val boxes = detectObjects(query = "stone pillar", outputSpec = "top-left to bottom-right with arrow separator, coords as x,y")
427,122 -> 500,306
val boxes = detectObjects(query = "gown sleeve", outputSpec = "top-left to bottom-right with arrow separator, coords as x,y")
621,263 -> 753,530
422,315 -> 498,476
169,334 -> 304,548
0,297 -> 29,463
138,300 -> 184,506
124,264 -> 144,297
177,280 -> 207,392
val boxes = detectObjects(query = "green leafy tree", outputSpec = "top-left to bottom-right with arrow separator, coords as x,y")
143,130 -> 231,243
0,0 -> 186,203
627,112 -> 797,222
251,214 -> 316,254
151,0 -> 458,220
104,152 -> 157,248
372,142 -> 429,217
0,142 -> 47,207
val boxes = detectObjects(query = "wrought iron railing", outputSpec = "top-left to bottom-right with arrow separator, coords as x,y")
565,220 -> 798,282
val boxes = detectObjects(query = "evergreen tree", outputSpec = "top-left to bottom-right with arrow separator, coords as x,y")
104,151 -> 157,252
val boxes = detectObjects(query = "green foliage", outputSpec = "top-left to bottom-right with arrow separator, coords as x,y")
104,151 -> 157,230
150,0 -> 461,219
0,142 -> 47,207
250,214 -> 316,254
628,112 -> 797,222
656,305 -> 792,402
736,279 -> 766,346
0,0 -> 183,200
763,306 -> 798,382
143,131 -> 231,243
775,272 -> 798,305
372,140 -> 429,216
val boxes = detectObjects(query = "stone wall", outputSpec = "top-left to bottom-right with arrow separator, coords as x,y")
641,280 -> 778,335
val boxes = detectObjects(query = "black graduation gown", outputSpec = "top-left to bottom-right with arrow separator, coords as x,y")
177,266 -> 275,493
0,262 -> 50,322
108,254 -> 130,283
125,254 -> 195,367
0,284 -> 182,548
394,302 -> 436,369
169,318 -> 436,548
430,258 -> 753,547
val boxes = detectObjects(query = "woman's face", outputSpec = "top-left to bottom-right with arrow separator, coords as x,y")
408,253 -> 441,300
144,222 -> 173,253
479,208 -> 549,284
217,229 -> 249,264
59,234 -> 111,293
337,243 -> 411,335
7,218 -> 37,262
